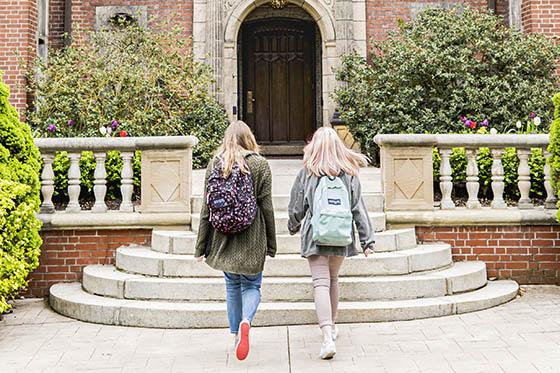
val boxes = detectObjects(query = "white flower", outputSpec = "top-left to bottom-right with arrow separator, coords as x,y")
516,121 -> 522,129
99,126 -> 107,135
106,127 -> 113,136
534,116 -> 541,126
490,128 -> 498,135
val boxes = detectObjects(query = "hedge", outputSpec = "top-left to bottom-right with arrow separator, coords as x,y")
549,93 -> 560,220
0,73 -> 42,314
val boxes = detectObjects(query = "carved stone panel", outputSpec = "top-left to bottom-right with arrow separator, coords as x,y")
381,146 -> 434,211
140,149 -> 192,213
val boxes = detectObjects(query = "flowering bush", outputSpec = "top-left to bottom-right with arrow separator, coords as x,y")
335,7 -> 560,164
0,73 -> 42,313
25,23 -> 228,203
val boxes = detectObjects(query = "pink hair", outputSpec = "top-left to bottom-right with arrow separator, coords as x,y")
303,127 -> 369,177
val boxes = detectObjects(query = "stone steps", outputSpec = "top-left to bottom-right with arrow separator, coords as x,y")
191,193 -> 384,213
83,261 -> 486,302
152,228 -> 417,255
116,244 -> 452,277
49,280 -> 519,328
188,211 -> 386,237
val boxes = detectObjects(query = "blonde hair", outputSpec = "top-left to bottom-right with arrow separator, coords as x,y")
303,127 -> 368,177
216,120 -> 260,177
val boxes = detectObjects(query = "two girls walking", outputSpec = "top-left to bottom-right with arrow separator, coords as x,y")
195,122 -> 374,361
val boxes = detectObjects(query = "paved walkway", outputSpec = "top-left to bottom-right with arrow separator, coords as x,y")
2,285 -> 560,373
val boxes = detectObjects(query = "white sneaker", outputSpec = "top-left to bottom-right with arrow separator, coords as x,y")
319,338 -> 336,360
331,325 -> 339,341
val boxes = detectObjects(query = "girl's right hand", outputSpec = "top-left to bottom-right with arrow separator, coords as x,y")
364,248 -> 373,257
195,256 -> 205,262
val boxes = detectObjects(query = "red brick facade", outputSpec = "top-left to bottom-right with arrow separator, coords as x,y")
1,0 -> 558,113
0,0 -> 37,113
417,225 -> 560,285
26,229 -> 151,297
522,0 -> 560,36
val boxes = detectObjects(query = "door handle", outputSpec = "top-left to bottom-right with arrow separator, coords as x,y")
247,91 -> 255,114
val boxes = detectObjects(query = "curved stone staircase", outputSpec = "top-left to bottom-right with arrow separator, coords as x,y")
50,162 -> 518,328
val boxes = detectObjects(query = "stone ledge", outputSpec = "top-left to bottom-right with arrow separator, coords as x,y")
387,208 -> 558,227
38,212 -> 191,230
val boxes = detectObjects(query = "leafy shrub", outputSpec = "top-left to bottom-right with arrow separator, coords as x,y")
0,73 -> 42,313
549,93 -> 560,219
26,23 -> 228,201
335,7 -> 560,163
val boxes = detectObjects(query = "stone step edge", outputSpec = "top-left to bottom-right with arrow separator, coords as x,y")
49,280 -> 519,328
86,261 -> 485,301
191,211 -> 387,233
116,244 -> 453,277
151,227 -> 417,254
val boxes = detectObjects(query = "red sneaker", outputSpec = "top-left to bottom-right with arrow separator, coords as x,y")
236,320 -> 250,361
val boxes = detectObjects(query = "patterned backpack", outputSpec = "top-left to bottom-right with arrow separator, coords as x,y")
206,156 -> 257,234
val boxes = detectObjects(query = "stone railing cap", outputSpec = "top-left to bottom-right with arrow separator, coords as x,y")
374,134 -> 550,148
34,136 -> 199,152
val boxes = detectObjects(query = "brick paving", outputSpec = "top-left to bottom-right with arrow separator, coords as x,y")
2,286 -> 560,373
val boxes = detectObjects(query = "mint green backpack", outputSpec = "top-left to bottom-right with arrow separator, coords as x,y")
311,176 -> 353,246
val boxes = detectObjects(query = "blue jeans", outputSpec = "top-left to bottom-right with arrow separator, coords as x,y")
224,272 -> 263,334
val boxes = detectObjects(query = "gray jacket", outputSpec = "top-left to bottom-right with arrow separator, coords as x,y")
287,168 -> 375,258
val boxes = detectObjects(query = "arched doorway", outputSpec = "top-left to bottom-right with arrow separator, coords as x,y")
239,16 -> 319,146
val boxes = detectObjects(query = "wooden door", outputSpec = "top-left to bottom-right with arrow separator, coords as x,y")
242,19 -> 316,144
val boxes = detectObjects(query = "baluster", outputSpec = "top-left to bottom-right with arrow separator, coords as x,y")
490,149 -> 507,209
439,148 -> 455,209
39,153 -> 55,213
119,152 -> 134,212
544,150 -> 558,209
465,149 -> 481,209
517,149 -> 533,209
92,152 -> 107,213
65,152 -> 81,212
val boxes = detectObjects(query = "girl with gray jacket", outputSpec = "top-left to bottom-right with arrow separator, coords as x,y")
287,127 -> 375,360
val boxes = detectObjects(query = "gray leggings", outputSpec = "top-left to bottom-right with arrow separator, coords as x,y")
307,255 -> 345,328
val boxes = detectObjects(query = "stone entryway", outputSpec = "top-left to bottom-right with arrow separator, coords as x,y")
193,0 -> 368,129
240,18 -> 318,145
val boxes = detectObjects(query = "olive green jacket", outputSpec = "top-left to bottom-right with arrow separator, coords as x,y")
194,154 -> 277,274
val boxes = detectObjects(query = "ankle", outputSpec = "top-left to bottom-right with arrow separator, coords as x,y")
321,325 -> 333,341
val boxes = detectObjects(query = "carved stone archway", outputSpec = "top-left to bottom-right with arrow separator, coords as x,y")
193,0 -> 366,127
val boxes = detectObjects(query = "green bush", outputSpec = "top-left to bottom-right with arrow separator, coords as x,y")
26,23 -> 228,201
549,93 -> 560,219
335,7 -> 560,163
433,147 -> 545,203
0,73 -> 42,314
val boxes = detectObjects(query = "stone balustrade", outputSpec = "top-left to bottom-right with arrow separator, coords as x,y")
34,136 -> 198,228
374,134 -> 557,213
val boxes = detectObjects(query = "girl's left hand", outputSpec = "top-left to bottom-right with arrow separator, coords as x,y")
364,248 -> 373,257
195,256 -> 205,262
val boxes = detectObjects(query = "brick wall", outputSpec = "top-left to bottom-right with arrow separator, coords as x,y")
68,0 -> 193,36
26,228 -> 151,297
417,225 -> 560,285
0,0 -> 37,113
49,0 -> 66,49
364,0 -> 499,47
522,0 -> 560,38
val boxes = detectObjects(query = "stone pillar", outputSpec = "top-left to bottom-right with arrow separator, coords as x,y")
40,153 -> 55,214
66,153 -> 82,213
517,149 -> 533,209
206,0 -> 224,103
490,149 -> 507,209
509,0 -> 522,31
140,149 -> 192,213
381,146 -> 434,211
439,149 -> 455,210
465,149 -> 481,209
